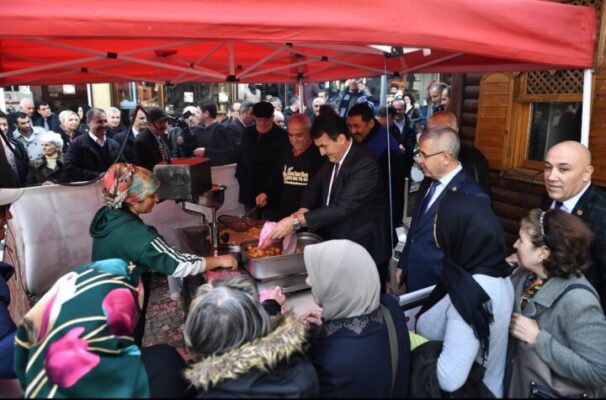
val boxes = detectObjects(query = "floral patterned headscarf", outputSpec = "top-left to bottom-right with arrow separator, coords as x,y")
14,259 -> 150,398
102,162 -> 159,209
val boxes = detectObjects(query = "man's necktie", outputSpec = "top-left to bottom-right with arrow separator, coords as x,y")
554,201 -> 564,210
418,180 -> 440,217
326,162 -> 341,206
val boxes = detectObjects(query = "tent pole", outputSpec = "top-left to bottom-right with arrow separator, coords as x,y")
87,84 -> 93,107
298,78 -> 304,113
380,74 -> 387,107
581,68 -> 592,146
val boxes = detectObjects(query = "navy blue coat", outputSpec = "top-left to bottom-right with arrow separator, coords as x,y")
0,262 -> 16,378
398,169 -> 489,292
32,113 -> 61,133
63,134 -> 122,181
113,129 -> 137,163
541,184 -> 606,312
0,137 -> 29,188
307,295 -> 410,398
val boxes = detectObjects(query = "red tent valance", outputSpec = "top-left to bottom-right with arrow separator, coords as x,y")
0,0 -> 596,84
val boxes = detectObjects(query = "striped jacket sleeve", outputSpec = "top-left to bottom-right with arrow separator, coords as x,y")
139,236 -> 207,277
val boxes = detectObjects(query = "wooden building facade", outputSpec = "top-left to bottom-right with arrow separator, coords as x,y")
450,0 -> 606,247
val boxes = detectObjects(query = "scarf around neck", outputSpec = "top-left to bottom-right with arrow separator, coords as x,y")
418,191 -> 511,360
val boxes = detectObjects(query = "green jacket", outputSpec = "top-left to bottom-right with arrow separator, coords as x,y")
90,207 -> 202,276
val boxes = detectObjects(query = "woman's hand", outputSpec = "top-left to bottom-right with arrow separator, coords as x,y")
205,254 -> 238,270
302,310 -> 323,330
510,313 -> 540,347
260,286 -> 286,306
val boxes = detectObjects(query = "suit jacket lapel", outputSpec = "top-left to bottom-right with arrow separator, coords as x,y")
410,170 -> 465,233
325,144 -> 356,205
571,184 -> 594,218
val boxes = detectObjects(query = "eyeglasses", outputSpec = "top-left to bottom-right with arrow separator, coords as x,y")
414,150 -> 447,160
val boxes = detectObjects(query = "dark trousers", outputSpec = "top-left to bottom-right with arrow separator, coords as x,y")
141,344 -> 192,398
377,261 -> 388,294
134,271 -> 152,346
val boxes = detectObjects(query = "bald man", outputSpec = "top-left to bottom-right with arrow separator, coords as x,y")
543,141 -> 606,311
427,111 -> 491,197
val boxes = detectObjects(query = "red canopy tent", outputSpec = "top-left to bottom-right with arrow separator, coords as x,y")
0,0 -> 596,85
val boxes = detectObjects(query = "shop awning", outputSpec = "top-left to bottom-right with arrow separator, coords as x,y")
0,0 -> 596,85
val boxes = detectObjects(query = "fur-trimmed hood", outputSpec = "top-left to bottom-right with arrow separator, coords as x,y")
185,312 -> 307,391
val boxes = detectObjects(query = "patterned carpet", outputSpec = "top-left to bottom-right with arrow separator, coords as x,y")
142,273 -> 191,361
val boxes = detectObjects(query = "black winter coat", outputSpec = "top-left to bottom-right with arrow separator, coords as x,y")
63,134 -> 122,181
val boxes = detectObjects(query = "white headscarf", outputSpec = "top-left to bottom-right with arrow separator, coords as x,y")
303,240 -> 380,320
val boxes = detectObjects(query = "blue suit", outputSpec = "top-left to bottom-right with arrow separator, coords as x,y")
397,168 -> 489,292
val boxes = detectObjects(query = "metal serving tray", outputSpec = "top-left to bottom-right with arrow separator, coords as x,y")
240,232 -> 323,280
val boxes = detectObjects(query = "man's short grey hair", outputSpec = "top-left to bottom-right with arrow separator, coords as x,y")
419,126 -> 460,159
19,98 -> 34,108
105,106 -> 120,116
184,283 -> 272,359
40,131 -> 64,151
288,113 -> 311,130
240,100 -> 253,114
58,110 -> 79,125
430,82 -> 448,94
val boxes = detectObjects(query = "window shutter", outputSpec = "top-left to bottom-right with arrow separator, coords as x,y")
590,70 -> 606,186
476,73 -> 515,170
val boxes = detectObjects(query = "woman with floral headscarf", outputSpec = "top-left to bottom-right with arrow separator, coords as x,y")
14,259 -> 189,398
89,162 -> 237,343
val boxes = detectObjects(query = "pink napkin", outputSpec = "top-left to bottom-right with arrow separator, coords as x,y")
258,221 -> 297,254
258,222 -> 277,250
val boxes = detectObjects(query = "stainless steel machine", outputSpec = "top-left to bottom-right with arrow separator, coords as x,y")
157,158 -> 322,308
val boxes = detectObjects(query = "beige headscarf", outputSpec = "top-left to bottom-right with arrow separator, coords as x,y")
303,240 -> 380,320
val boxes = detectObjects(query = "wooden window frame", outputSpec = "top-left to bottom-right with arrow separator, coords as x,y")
502,73 -> 583,181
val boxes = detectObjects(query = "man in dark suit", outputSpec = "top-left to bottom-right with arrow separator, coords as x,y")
541,141 -> 606,311
226,100 -> 254,160
347,103 -> 404,231
236,101 -> 289,220
113,108 -> 147,163
191,102 -> 235,166
63,108 -> 122,181
0,111 -> 29,188
32,100 -> 61,133
396,126 -> 489,292
134,107 -> 171,172
270,113 -> 391,278
428,111 -> 492,198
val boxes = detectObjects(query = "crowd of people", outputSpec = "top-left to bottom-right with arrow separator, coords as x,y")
1,78 -> 606,398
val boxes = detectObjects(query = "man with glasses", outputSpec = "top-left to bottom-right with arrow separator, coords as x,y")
395,126 -> 489,292
64,108 -> 122,181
